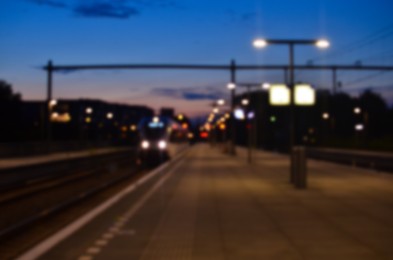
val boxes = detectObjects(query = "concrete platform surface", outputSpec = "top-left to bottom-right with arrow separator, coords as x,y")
18,144 -> 393,260
0,147 -> 133,170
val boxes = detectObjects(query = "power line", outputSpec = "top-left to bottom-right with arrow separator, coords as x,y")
307,23 -> 393,63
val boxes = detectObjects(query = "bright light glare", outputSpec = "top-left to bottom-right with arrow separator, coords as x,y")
294,84 -> 315,105
141,140 -> 149,149
213,107 -> 219,114
262,83 -> 270,90
158,140 -> 167,150
322,113 -> 329,119
106,112 -> 113,119
316,39 -> 330,49
354,107 -> 361,114
217,99 -> 225,106
86,107 -> 93,114
153,116 -> 159,123
241,99 -> 249,106
227,83 -> 236,90
49,99 -> 57,107
355,124 -> 364,131
234,108 -> 245,120
253,39 -> 268,48
269,84 -> 290,106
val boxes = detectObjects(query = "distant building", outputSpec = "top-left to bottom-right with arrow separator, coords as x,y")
160,107 -> 175,118
0,99 -> 154,143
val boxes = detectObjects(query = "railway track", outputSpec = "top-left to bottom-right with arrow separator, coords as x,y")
0,150 -> 141,242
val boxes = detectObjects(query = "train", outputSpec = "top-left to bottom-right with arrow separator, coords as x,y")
136,115 -> 189,166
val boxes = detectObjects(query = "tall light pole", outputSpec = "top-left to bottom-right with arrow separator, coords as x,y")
227,59 -> 237,155
253,38 -> 329,182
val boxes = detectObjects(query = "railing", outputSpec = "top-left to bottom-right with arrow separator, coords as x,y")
306,147 -> 393,173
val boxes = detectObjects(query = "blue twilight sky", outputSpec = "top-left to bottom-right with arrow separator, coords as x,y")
1,0 -> 393,116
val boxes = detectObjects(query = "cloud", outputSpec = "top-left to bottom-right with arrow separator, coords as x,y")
28,0 -> 180,19
151,87 -> 227,101
73,2 -> 139,19
28,0 -> 67,8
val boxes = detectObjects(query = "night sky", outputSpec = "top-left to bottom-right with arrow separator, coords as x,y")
1,0 -> 393,116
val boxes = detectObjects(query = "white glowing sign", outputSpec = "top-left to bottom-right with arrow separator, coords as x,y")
294,84 -> 315,105
269,84 -> 290,106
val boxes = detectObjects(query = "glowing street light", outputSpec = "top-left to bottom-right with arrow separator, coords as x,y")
241,98 -> 249,106
253,39 -> 268,48
355,124 -> 364,131
262,82 -> 270,90
217,99 -> 225,106
86,107 -> 93,114
106,112 -> 113,119
49,99 -> 57,107
227,82 -> 236,90
253,37 -> 329,185
322,113 -> 330,120
315,39 -> 330,48
354,107 -> 361,114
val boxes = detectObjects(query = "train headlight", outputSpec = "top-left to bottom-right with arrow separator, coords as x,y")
158,140 -> 167,150
141,140 -> 150,149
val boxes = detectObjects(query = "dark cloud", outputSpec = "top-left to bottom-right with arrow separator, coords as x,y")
152,87 -> 226,101
182,92 -> 221,100
28,0 -> 180,19
28,0 -> 67,8
73,2 -> 139,19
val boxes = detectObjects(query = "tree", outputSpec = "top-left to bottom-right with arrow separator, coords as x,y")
359,89 -> 389,138
0,80 -> 21,102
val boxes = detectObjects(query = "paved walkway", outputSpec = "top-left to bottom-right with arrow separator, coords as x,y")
20,144 -> 393,260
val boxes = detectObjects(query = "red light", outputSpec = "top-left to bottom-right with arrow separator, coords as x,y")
182,123 -> 188,129
200,132 -> 208,138
172,124 -> 178,129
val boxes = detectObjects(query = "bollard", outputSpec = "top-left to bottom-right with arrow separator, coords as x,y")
295,146 -> 307,189
290,147 -> 298,184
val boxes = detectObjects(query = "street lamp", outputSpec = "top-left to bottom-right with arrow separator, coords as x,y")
217,99 -> 225,106
262,82 -> 271,90
354,107 -> 361,114
253,38 -> 329,183
241,98 -> 249,106
227,81 -> 236,155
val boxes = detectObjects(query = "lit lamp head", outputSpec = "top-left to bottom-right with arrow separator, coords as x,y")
227,82 -> 236,90
355,124 -> 364,131
253,39 -> 268,48
315,39 -> 330,49
217,99 -> 225,106
262,82 -> 270,90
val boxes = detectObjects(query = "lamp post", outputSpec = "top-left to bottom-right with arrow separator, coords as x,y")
253,38 -> 329,182
227,59 -> 237,155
